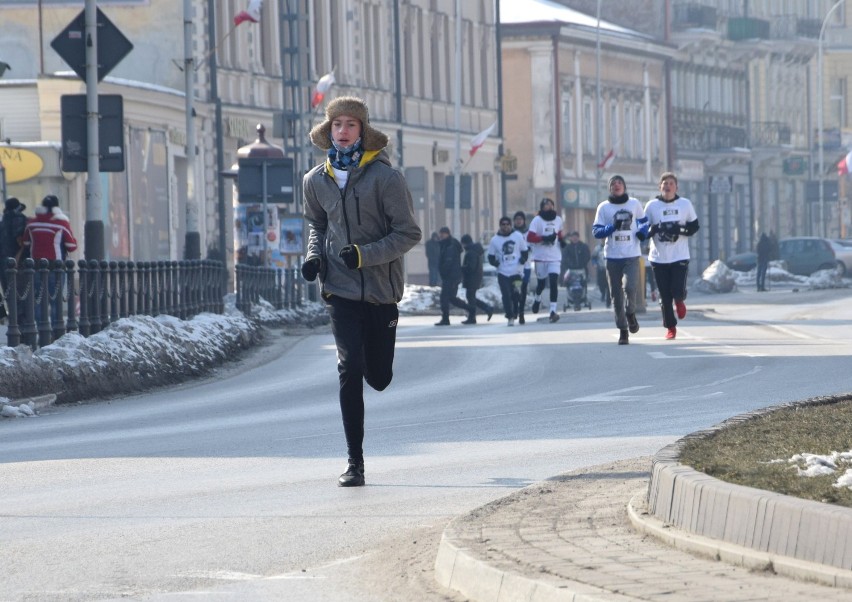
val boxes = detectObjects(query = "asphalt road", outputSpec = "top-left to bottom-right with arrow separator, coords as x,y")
1,285 -> 851,601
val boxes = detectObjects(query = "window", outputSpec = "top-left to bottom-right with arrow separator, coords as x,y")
561,91 -> 572,154
583,98 -> 593,154
635,105 -> 644,159
610,101 -> 619,154
653,107 -> 661,160
831,77 -> 848,128
624,104 -> 633,157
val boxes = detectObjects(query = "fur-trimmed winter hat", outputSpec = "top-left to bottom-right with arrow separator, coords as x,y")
309,96 -> 389,151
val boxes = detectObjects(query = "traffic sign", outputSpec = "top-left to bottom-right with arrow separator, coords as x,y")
60,94 -> 125,172
237,157 -> 295,203
51,8 -> 133,82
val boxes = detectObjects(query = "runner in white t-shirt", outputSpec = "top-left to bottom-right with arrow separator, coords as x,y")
644,171 -> 699,340
526,198 -> 564,323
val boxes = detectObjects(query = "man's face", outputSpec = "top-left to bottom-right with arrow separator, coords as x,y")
609,179 -> 625,196
439,230 -> 449,240
513,215 -> 525,229
569,234 -> 579,244
499,220 -> 512,235
331,114 -> 362,147
660,177 -> 678,199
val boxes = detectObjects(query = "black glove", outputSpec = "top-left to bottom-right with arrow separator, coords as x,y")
648,223 -> 659,237
520,250 -> 529,264
338,244 -> 361,269
542,233 -> 557,245
658,221 -> 680,242
488,255 -> 499,267
301,257 -> 322,282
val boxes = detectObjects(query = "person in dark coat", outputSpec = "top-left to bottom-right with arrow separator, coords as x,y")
460,234 -> 493,324
435,226 -> 471,325
425,231 -> 441,286
756,233 -> 771,292
0,197 -> 28,320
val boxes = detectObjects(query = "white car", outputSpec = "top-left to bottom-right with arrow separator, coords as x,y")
830,240 -> 852,275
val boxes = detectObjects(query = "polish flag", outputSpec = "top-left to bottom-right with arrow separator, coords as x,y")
838,148 -> 852,176
311,71 -> 336,108
597,148 -> 615,170
469,121 -> 497,157
234,0 -> 263,26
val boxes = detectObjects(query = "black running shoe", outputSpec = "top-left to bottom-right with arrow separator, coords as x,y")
618,329 -> 629,345
338,460 -> 365,487
626,312 -> 639,334
549,311 -> 560,323
531,300 -> 541,314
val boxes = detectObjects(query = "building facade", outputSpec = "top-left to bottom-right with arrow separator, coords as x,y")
0,0 -> 502,284
500,2 -> 674,240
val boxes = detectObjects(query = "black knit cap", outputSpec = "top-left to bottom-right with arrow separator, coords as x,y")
513,210 -> 526,221
42,194 -> 59,208
608,175 -> 626,190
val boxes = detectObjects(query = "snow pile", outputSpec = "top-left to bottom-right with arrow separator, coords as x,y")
398,278 -> 505,315
0,295 -> 329,407
695,260 -> 848,293
782,450 -> 852,489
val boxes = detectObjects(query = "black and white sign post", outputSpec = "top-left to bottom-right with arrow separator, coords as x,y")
52,2 -> 132,261
84,0 -> 103,261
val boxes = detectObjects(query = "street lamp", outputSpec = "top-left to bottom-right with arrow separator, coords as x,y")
818,0 -> 846,238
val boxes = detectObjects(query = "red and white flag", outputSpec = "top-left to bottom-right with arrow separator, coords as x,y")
469,121 -> 497,157
311,71 -> 336,108
838,148 -> 852,176
234,0 -> 263,26
597,148 -> 615,170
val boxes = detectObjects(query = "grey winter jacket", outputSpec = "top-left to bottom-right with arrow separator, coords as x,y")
303,149 -> 422,304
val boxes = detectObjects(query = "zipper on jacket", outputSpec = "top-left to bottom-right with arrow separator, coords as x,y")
354,189 -> 362,226
334,170 -> 366,302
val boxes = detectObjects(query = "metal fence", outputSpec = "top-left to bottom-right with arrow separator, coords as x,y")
235,264 -> 314,314
0,258 -> 228,349
0,259 -> 314,349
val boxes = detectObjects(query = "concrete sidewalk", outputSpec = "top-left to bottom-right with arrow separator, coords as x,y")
435,457 -> 851,602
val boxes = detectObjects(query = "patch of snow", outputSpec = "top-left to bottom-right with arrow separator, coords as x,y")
782,450 -> 852,489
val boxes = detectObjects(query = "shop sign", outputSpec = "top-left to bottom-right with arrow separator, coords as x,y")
0,147 -> 45,183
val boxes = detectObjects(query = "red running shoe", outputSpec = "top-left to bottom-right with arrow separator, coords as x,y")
675,300 -> 687,320
665,327 -> 677,340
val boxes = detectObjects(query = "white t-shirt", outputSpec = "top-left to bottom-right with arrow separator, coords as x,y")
487,230 -> 528,277
645,196 -> 698,264
593,197 -> 645,260
527,213 -> 563,262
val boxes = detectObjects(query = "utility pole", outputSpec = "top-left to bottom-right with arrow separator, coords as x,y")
183,0 -> 201,259
453,0 -> 462,237
84,0 -> 104,261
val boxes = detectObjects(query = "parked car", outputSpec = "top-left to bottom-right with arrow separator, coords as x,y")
829,240 -> 852,275
778,237 -> 839,276
725,251 -> 757,272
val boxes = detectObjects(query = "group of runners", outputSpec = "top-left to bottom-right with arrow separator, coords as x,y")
484,172 -> 699,345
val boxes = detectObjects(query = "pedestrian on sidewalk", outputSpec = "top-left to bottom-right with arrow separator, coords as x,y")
301,96 -> 422,487
644,171 -> 699,340
460,234 -> 494,324
487,216 -> 528,326
756,233 -> 770,292
435,226 -> 471,326
426,231 -> 441,286
23,195 -> 78,324
593,175 -> 648,345
513,210 -> 531,324
526,198 -> 563,323
0,197 -> 28,321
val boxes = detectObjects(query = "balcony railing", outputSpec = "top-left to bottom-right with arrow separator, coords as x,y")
752,122 -> 792,147
797,18 -> 822,39
728,17 -> 770,41
673,2 -> 718,31
674,123 -> 748,152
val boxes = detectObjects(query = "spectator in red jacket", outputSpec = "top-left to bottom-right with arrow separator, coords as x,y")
24,195 -> 77,261
23,195 -> 77,324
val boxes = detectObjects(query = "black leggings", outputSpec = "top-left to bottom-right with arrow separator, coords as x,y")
651,260 -> 689,328
535,272 -> 559,303
326,295 -> 398,463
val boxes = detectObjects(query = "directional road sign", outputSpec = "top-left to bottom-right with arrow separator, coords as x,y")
51,8 -> 133,82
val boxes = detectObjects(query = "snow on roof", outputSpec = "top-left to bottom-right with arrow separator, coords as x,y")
501,0 -> 642,37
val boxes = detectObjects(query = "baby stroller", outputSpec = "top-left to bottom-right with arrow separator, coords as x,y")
562,268 -> 592,311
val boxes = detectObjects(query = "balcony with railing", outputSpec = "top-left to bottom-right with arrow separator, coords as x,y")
727,17 -> 770,41
751,122 -> 792,147
674,121 -> 748,152
672,2 -> 718,31
770,15 -> 821,41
